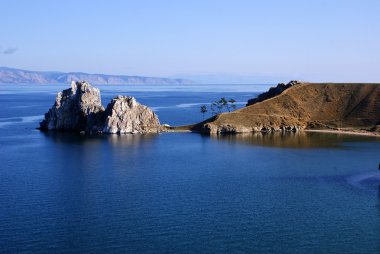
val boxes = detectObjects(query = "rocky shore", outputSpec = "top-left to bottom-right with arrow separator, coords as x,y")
39,81 -> 161,134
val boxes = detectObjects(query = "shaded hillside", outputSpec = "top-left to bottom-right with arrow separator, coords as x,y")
246,80 -> 300,106
0,67 -> 194,85
196,83 -> 380,134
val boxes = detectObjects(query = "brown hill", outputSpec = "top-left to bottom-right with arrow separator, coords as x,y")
194,83 -> 380,134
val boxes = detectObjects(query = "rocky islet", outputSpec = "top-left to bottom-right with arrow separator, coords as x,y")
39,81 -> 161,134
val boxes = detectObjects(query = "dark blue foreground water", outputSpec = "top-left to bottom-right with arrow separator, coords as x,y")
1,84 -> 380,253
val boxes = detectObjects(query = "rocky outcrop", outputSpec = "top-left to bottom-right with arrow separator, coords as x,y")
39,81 -> 161,134
102,96 -> 160,134
246,80 -> 302,106
39,81 -> 104,132
201,123 -> 303,135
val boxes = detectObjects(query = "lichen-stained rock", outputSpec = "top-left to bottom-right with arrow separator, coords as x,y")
102,95 -> 160,134
39,81 -> 104,132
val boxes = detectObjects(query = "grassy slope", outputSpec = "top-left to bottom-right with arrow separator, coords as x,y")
184,83 -> 380,132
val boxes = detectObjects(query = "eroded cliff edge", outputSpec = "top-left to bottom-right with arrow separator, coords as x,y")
191,82 -> 380,134
39,81 -> 161,134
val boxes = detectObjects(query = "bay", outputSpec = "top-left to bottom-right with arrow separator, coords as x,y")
0,84 -> 380,253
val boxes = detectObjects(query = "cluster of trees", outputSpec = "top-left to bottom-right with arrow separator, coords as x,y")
200,98 -> 236,120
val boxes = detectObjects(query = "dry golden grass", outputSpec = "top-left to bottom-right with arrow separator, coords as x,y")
195,83 -> 380,132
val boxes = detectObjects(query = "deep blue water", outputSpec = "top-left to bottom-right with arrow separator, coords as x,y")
1,84 -> 380,253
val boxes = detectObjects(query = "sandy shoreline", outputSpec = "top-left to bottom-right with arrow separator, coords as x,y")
304,129 -> 380,137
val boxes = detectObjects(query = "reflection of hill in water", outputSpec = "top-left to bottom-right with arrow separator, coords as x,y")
42,131 -> 378,149
213,132 -> 378,149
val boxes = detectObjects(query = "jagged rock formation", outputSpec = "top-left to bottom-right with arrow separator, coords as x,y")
39,81 -> 104,132
246,80 -> 301,106
193,83 -> 380,134
39,81 -> 160,134
102,96 -> 160,134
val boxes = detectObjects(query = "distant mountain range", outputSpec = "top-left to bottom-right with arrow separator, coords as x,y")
0,67 -> 194,85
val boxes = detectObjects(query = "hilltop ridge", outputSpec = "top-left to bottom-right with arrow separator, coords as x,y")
187,82 -> 380,135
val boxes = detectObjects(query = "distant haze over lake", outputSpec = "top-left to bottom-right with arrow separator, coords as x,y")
0,67 -> 195,85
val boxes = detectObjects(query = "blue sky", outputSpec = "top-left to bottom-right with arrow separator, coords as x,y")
0,0 -> 379,83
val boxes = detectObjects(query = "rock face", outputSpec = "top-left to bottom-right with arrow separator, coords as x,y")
102,96 -> 160,134
246,80 -> 301,106
39,81 -> 161,134
195,82 -> 380,134
39,81 -> 104,132
200,122 -> 303,134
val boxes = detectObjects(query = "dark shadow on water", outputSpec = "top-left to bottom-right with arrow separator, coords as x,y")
40,131 -> 159,147
210,131 -> 379,149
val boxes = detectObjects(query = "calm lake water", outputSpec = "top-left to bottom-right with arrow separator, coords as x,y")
1,83 -> 380,253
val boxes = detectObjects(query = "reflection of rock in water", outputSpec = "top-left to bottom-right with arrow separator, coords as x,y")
346,172 -> 380,193
211,131 -> 375,149
108,133 -> 158,148
41,130 -> 158,148
41,131 -> 104,145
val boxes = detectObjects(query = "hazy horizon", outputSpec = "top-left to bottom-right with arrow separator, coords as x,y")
1,0 -> 379,83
